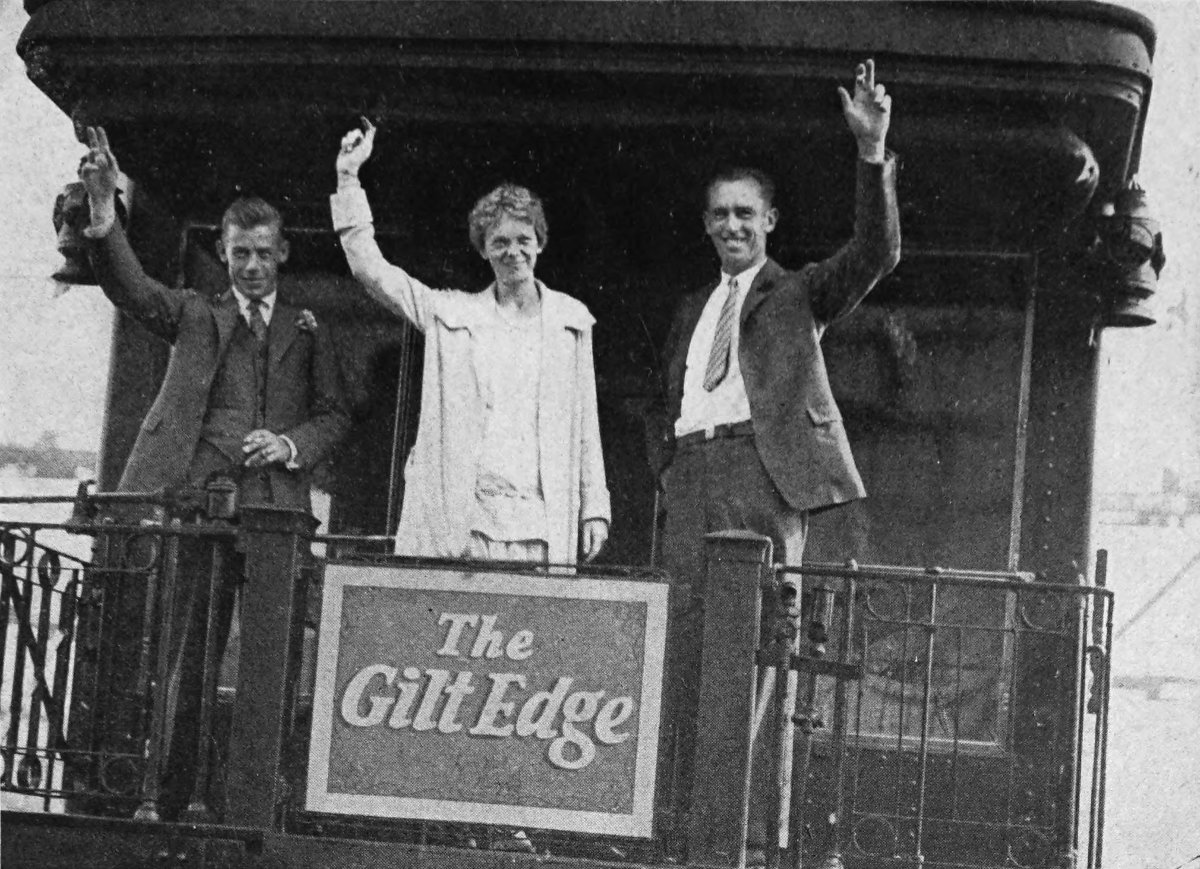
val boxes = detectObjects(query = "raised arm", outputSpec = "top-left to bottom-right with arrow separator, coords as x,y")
79,126 -> 186,343
330,118 -> 437,332
809,60 -> 902,326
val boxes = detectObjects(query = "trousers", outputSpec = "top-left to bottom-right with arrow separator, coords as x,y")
658,433 -> 809,850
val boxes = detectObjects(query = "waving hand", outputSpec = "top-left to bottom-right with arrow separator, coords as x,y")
78,126 -> 120,238
837,59 -> 891,163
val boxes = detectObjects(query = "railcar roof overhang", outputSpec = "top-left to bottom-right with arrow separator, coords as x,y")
19,0 -> 1155,249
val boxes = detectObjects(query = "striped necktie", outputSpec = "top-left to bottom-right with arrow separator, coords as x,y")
246,299 -> 268,343
702,276 -> 739,391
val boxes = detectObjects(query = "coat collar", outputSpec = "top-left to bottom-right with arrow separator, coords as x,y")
433,281 -> 594,332
212,289 -> 240,358
211,289 -> 301,365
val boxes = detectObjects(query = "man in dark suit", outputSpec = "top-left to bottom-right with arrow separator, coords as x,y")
655,61 -> 901,860
79,126 -> 350,817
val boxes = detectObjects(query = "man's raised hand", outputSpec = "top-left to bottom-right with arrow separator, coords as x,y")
78,126 -> 120,238
837,59 -> 891,163
336,116 -> 377,179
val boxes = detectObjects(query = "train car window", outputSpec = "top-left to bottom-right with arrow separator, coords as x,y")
813,252 -> 1032,753
815,252 -> 1031,570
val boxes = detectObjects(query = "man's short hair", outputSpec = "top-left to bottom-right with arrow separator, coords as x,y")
705,167 -> 777,210
467,184 -> 548,255
221,196 -> 284,239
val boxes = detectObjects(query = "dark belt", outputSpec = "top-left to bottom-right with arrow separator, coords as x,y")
675,419 -> 755,451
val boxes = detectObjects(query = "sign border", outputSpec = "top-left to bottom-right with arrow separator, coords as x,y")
305,562 -> 668,838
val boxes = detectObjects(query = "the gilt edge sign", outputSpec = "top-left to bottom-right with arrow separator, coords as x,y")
306,563 -> 668,837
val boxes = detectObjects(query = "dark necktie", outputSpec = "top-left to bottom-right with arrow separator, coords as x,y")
702,276 -> 739,391
246,299 -> 268,344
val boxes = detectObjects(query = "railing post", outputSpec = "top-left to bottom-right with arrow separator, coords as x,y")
688,531 -> 773,868
224,506 -> 318,829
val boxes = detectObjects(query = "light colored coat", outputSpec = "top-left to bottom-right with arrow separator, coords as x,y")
332,187 -> 610,563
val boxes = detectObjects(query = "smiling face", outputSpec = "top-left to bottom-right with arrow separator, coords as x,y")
482,215 -> 542,288
704,178 -> 778,277
218,222 -> 289,300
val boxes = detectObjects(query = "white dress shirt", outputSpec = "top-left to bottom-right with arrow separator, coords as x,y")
231,287 -> 276,325
675,259 -> 767,437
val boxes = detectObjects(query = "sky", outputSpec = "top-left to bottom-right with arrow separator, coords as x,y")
0,1 -> 1198,494
0,0 -> 111,452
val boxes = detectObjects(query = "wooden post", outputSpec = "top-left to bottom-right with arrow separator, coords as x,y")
223,506 -> 318,829
688,531 -> 773,868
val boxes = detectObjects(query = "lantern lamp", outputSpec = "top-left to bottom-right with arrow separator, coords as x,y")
1095,177 -> 1165,327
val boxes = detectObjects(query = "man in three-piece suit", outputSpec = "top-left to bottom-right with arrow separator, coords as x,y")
79,126 -> 350,817
655,61 -> 901,860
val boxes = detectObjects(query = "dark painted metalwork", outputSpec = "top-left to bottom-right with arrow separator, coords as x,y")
224,507 -> 319,830
773,561 -> 1113,869
686,532 -> 772,868
133,519 -> 180,822
0,504 -> 1115,869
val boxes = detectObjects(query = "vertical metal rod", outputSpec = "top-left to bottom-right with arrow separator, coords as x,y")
822,574 -> 856,868
134,520 -> 181,821
4,550 -> 31,788
788,576 -> 835,869
852,599 -> 871,854
183,537 -> 226,822
1087,553 -> 1112,869
1002,593 -> 1024,855
948,623 -> 964,820
912,582 -> 939,865
1093,593 -> 1113,869
1068,589 -> 1091,862
133,537 -> 161,722
788,670 -> 821,869
22,547 -> 57,795
0,530 -> 13,707
1007,256 -> 1037,571
892,585 -> 913,854
50,571 -> 82,805
85,527 -> 112,785
649,487 -> 661,568
768,575 -> 800,869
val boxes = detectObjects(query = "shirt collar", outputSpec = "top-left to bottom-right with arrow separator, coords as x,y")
721,258 -> 767,294
231,287 -> 277,324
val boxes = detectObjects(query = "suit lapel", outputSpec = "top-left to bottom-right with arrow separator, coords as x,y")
269,303 -> 300,370
740,258 -> 784,327
212,291 -> 240,361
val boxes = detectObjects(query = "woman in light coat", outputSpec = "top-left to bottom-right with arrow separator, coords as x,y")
331,120 -> 609,564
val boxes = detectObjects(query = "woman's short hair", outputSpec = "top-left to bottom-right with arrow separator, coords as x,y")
467,184 -> 548,254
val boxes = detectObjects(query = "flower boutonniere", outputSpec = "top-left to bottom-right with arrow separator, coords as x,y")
296,309 -> 319,332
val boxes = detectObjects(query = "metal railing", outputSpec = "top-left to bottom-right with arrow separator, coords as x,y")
1,524 -> 90,811
0,491 -> 1113,869
769,560 -> 1112,869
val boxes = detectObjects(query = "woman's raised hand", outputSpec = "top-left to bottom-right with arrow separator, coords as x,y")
336,116 -> 377,179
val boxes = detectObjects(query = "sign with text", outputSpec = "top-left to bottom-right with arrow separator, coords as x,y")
306,563 -> 668,837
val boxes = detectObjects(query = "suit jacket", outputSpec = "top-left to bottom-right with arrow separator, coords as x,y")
91,222 -> 350,513
660,156 -> 901,512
